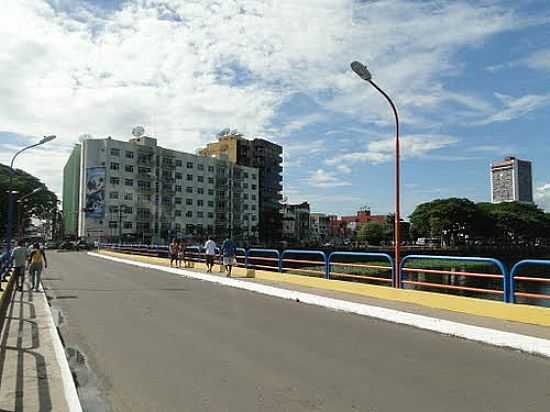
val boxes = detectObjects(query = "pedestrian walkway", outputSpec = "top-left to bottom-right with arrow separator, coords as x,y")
96,250 -> 550,350
0,281 -> 81,411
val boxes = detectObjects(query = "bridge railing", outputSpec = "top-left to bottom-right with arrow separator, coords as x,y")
328,252 -> 393,285
246,249 -> 281,271
281,249 -> 327,278
510,260 -> 550,304
400,255 -> 510,302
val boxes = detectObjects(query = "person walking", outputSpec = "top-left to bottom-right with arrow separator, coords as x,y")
28,242 -> 47,292
203,237 -> 217,273
10,240 -> 28,291
169,239 -> 178,267
221,237 -> 237,277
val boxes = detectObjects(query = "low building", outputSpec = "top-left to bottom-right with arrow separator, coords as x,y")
310,213 -> 330,242
63,133 -> 259,244
281,202 -> 310,243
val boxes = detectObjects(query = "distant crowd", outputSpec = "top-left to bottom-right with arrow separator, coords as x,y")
168,237 -> 237,277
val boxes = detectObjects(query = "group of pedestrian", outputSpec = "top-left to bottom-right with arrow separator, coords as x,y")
3,240 -> 47,292
168,236 -> 238,277
169,239 -> 191,268
203,236 -> 237,277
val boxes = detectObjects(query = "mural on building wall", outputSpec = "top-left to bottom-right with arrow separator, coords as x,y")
85,167 -> 105,218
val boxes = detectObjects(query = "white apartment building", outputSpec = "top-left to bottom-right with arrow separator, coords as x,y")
65,135 -> 259,243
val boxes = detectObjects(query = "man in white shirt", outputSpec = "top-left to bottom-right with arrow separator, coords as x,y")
203,237 -> 217,273
10,241 -> 28,291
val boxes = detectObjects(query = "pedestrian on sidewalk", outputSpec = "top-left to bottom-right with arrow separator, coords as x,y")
169,239 -> 178,267
203,237 -> 217,273
9,240 -> 28,291
221,237 -> 237,277
28,242 -> 47,292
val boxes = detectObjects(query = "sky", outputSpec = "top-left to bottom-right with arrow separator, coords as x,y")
1,0 -> 550,218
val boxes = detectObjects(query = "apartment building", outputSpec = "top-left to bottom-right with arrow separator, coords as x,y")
63,135 -> 259,243
490,156 -> 533,203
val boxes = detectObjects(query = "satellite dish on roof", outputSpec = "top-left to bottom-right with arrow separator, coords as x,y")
132,126 -> 145,137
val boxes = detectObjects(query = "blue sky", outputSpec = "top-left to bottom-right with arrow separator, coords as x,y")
2,0 -> 550,217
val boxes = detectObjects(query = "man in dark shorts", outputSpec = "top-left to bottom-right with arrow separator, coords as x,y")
203,237 -> 217,273
169,240 -> 178,267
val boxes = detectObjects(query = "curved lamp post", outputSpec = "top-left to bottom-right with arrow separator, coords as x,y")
350,61 -> 401,287
5,135 -> 56,252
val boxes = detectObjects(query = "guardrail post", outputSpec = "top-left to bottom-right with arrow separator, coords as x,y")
245,249 -> 249,269
278,252 -> 282,273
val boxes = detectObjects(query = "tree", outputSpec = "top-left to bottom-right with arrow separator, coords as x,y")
356,221 -> 386,245
0,164 -> 58,237
409,198 -> 486,246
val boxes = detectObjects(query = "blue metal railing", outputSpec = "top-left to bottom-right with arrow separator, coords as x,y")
509,259 -> 550,304
328,252 -> 394,284
400,255 -> 510,302
281,249 -> 328,278
247,248 -> 281,271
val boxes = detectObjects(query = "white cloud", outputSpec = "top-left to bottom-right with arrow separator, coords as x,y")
535,183 -> 550,211
325,134 -> 458,166
525,49 -> 550,71
476,93 -> 550,125
0,0 -> 540,199
304,169 -> 352,188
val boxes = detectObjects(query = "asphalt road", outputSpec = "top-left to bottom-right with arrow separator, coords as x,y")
44,252 -> 550,412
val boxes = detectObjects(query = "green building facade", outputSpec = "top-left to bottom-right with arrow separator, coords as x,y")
62,144 -> 81,237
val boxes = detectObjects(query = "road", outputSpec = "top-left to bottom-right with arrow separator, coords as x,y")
44,252 -> 550,412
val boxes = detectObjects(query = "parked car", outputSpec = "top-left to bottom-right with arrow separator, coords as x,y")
74,240 -> 91,251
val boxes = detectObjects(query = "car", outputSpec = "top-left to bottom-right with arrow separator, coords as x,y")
74,240 -> 91,251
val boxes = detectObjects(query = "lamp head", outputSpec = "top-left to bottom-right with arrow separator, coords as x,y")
350,61 -> 372,81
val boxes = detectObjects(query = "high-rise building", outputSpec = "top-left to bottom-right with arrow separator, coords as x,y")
63,134 -> 259,243
199,131 -> 283,243
490,156 -> 533,204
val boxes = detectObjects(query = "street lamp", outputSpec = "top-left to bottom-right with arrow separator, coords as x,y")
15,187 -> 45,241
4,135 -> 56,252
350,61 -> 401,288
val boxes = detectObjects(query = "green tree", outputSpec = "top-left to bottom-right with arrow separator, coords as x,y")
0,164 -> 58,237
356,221 -> 386,245
409,198 -> 486,246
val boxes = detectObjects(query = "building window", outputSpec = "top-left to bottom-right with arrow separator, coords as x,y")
197,187 -> 204,194
208,200 -> 214,208
175,185 -> 182,192
125,178 -> 134,186
110,177 -> 120,185
251,215 -> 257,221
208,189 -> 214,196
186,162 -> 193,169
197,163 -> 204,171
208,212 -> 214,219
124,207 -> 133,214
175,210 -> 182,217
110,162 -> 120,171
175,172 -> 182,180
125,165 -> 134,173
244,172 -> 248,178
162,197 -> 171,205
186,198 -> 193,206
197,211 -> 204,218
208,166 -> 215,173
186,174 -> 193,181
251,194 -> 256,200
244,204 -> 249,210
110,148 -> 120,156
252,174 -> 256,179
110,192 -> 119,199
123,222 -> 133,229
186,187 -> 193,193
175,159 -> 182,167
252,184 -> 257,190
243,182 -> 248,189
197,175 -> 204,183
251,205 -> 256,210
186,211 -> 193,218
138,180 -> 151,190
109,221 -> 118,228
109,206 -> 119,213
243,193 -> 248,200
175,197 -> 182,205
208,177 -> 214,184
197,199 -> 204,207
124,193 -> 133,201
125,151 -> 134,159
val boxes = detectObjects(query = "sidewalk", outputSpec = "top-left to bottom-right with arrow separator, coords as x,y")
0,281 -> 81,411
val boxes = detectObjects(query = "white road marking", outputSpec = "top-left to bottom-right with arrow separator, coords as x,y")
89,252 -> 550,358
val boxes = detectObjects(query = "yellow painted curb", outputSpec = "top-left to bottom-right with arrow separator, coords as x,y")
98,250 -> 550,327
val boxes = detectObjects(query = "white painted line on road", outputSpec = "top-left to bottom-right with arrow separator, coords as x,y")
89,252 -> 550,358
40,290 -> 84,412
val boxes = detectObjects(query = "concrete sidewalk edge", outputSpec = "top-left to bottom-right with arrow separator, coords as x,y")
89,252 -> 550,359
40,291 -> 83,412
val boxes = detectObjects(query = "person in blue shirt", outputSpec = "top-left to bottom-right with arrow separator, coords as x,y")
221,237 -> 237,277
